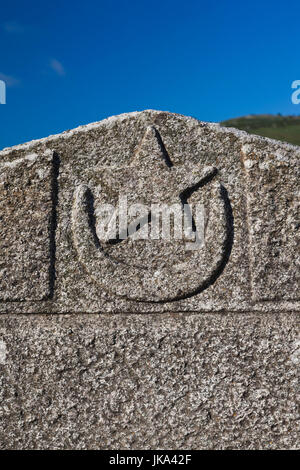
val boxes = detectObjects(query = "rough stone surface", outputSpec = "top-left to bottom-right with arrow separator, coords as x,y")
0,150 -> 54,301
0,110 -> 299,313
241,144 -> 300,301
0,314 -> 298,450
0,110 -> 299,449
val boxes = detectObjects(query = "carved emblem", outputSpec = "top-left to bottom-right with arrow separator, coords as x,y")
72,126 -> 233,302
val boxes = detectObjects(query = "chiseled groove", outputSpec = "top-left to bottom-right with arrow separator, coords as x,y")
82,176 -> 234,303
151,183 -> 234,303
153,127 -> 174,168
48,151 -> 60,300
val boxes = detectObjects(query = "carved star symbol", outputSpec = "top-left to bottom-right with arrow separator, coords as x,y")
93,125 -> 217,244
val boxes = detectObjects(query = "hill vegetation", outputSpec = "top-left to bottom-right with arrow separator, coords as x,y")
221,114 -> 300,146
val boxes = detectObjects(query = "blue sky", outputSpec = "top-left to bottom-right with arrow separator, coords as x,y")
0,0 -> 299,149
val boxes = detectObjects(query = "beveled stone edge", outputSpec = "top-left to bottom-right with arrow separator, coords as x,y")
1,110 -> 300,158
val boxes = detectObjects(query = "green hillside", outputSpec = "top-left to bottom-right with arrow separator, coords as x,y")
221,114 -> 300,146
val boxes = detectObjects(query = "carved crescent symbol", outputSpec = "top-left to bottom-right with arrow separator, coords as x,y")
71,172 -> 233,303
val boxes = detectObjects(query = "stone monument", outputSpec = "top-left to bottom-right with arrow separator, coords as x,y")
0,110 -> 298,449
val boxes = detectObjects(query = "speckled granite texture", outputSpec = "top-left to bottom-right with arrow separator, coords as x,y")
0,111 -> 299,449
0,314 -> 298,450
